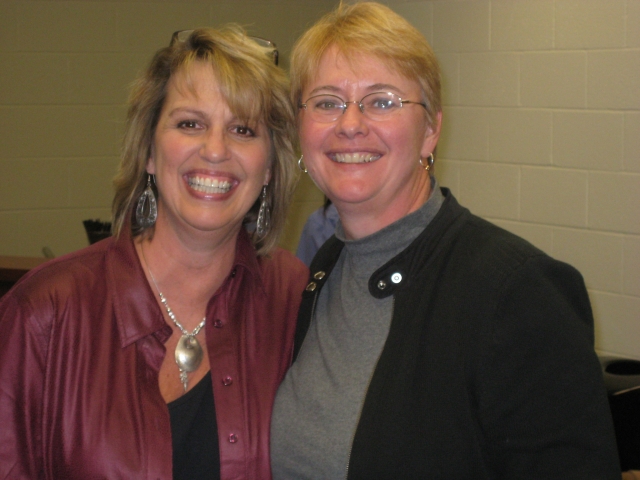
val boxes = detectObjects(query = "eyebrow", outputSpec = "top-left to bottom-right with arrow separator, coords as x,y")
307,83 -> 406,97
166,107 -> 206,118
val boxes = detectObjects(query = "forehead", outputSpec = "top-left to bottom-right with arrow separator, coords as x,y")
165,61 -> 264,123
167,62 -> 221,102
306,45 -> 419,96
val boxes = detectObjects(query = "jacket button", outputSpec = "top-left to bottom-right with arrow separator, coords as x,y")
228,433 -> 238,443
377,280 -> 387,290
391,272 -> 402,284
305,282 -> 317,292
313,271 -> 326,280
222,376 -> 233,386
213,319 -> 223,328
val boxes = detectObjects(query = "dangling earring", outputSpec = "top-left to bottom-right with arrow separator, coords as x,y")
419,153 -> 434,173
256,185 -> 271,237
136,174 -> 158,228
298,155 -> 308,173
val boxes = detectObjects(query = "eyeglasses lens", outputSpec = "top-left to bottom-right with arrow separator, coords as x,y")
305,92 -> 404,123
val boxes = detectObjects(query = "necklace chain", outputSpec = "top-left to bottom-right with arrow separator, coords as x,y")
157,292 -> 206,336
140,244 -> 206,392
140,244 -> 206,334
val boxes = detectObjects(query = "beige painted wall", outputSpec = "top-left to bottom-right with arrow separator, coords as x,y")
0,0 -> 332,256
383,0 -> 640,360
1,0 -> 639,359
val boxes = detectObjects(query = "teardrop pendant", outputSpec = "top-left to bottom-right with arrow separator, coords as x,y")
136,175 -> 158,228
175,335 -> 204,373
256,185 -> 270,237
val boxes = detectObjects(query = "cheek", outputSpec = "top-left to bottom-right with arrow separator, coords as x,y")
246,145 -> 271,181
300,132 -> 331,179
299,118 -> 325,151
154,135 -> 189,171
385,122 -> 427,159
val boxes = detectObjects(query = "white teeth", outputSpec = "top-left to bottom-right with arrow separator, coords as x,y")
333,153 -> 380,164
188,176 -> 232,194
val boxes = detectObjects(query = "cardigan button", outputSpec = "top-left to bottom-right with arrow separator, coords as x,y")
313,271 -> 326,280
228,433 -> 238,443
213,319 -> 223,328
377,280 -> 387,290
222,376 -> 233,386
305,282 -> 317,292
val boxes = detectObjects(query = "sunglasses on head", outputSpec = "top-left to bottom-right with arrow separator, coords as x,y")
170,30 -> 279,66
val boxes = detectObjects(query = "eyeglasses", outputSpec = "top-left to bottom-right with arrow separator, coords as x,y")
299,92 -> 427,123
170,30 -> 279,66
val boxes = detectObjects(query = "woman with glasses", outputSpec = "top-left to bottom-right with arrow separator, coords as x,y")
0,26 -> 307,479
271,3 -> 619,479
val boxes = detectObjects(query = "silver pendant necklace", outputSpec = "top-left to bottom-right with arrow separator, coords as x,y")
141,246 -> 206,392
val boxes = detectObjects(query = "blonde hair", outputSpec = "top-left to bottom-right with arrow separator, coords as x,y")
290,1 -> 441,129
112,25 -> 297,255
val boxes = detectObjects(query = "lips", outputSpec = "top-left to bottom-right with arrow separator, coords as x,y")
187,175 -> 233,194
331,152 -> 381,164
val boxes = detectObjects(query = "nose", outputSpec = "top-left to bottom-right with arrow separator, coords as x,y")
200,128 -> 230,163
335,102 -> 368,138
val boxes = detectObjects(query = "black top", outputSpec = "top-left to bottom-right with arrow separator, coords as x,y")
293,188 -> 620,479
168,372 -> 220,480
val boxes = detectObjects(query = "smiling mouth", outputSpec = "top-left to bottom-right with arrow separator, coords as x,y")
332,153 -> 381,164
187,176 -> 233,194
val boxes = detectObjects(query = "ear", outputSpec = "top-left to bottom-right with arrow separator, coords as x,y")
146,147 -> 156,175
263,167 -> 272,186
420,111 -> 442,159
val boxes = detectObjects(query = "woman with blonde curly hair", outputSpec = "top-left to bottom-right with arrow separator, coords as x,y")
0,26 -> 307,479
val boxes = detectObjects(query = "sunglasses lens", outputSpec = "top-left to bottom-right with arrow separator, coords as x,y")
170,31 -> 278,65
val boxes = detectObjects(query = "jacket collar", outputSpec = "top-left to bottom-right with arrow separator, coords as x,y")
107,225 -> 263,348
294,188 -> 465,361
368,188 -> 463,298
232,227 -> 267,296
307,188 -> 464,300
106,227 -> 171,348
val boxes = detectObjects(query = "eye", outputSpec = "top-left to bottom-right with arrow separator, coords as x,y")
177,120 -> 200,129
366,94 -> 399,111
312,96 -> 343,111
232,125 -> 256,137
372,99 -> 393,109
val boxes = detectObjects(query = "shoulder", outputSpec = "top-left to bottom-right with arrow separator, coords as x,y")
4,240 -> 113,314
19,240 -> 110,287
451,212 -> 549,278
443,213 -> 592,332
0,240 -> 113,338
259,247 -> 309,293
464,216 -> 584,296
425,198 -> 585,306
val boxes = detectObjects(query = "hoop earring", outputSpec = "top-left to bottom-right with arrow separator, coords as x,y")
297,155 -> 308,173
256,185 -> 271,237
419,153 -> 434,173
135,174 -> 158,228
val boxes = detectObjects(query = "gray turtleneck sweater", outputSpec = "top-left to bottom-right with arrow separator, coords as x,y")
271,184 -> 444,479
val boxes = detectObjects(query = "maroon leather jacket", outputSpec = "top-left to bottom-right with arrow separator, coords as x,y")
0,228 -> 307,479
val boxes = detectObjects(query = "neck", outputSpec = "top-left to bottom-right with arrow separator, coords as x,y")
136,222 -> 241,323
339,175 -> 432,240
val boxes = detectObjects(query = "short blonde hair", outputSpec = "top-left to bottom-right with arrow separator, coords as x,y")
290,1 -> 441,129
112,25 -> 297,255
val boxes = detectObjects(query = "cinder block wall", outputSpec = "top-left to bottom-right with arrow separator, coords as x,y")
0,0 -> 638,359
0,0 -> 332,257
384,0 -> 639,359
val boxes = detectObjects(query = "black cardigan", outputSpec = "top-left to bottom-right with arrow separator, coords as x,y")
293,189 -> 620,479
